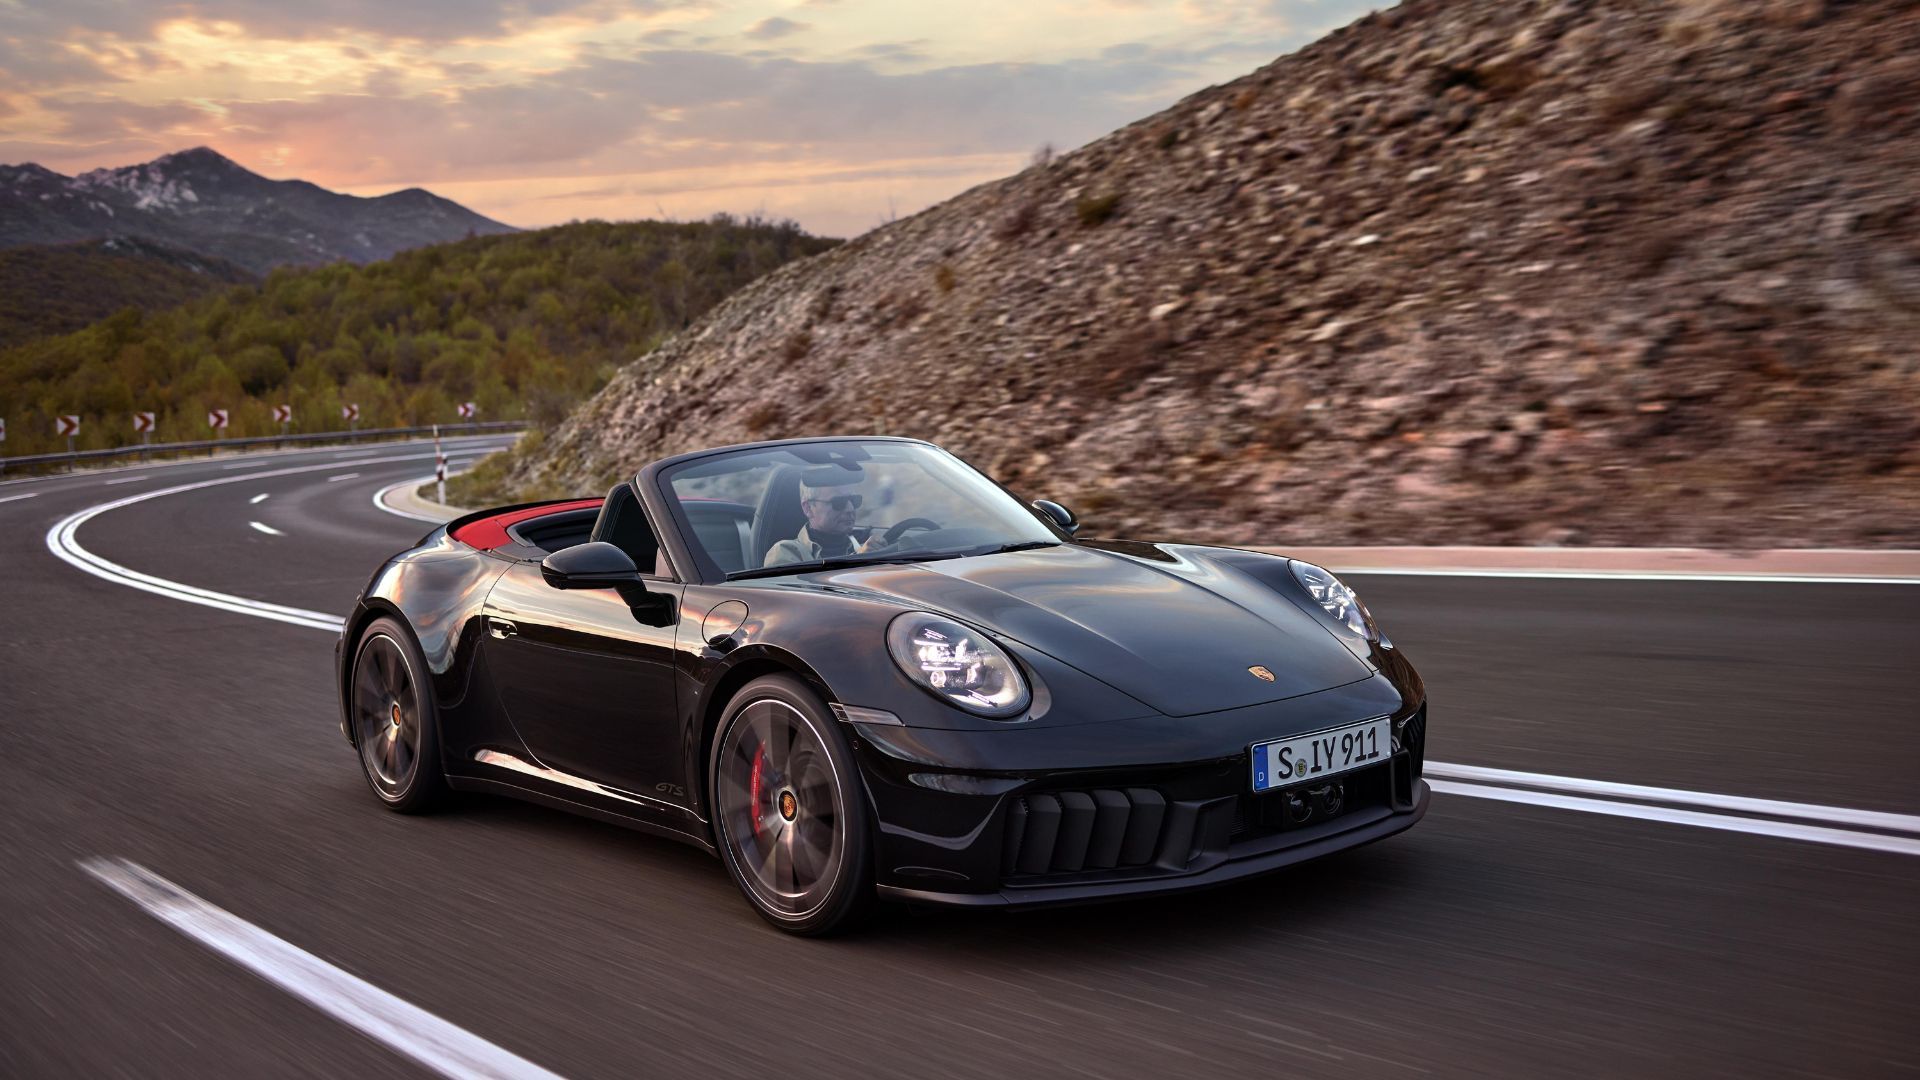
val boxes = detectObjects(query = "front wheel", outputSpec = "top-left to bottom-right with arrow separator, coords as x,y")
348,616 -> 449,813
710,675 -> 875,935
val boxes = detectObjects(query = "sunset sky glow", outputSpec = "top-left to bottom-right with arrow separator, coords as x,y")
0,0 -> 1375,237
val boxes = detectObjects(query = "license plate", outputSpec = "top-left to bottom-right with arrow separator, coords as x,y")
1251,717 -> 1390,792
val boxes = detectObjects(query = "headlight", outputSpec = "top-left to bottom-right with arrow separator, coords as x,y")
1289,561 -> 1385,644
886,612 -> 1030,718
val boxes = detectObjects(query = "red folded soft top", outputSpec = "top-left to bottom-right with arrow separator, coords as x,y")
450,498 -> 603,551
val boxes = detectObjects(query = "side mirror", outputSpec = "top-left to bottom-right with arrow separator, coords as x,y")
541,541 -> 640,589
1032,499 -> 1079,536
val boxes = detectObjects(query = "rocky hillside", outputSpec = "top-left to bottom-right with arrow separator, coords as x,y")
0,148 -> 514,275
0,237 -> 253,349
476,0 -> 1920,548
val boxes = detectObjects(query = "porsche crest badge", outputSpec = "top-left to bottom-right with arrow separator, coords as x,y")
1248,665 -> 1276,682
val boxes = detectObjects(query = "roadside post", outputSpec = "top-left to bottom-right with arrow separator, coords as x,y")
458,401 -> 477,431
273,404 -> 292,438
208,408 -> 228,456
434,424 -> 447,505
134,412 -> 155,459
343,403 -> 360,439
1,417 -> 6,475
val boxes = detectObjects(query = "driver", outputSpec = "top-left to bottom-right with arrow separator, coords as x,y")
763,477 -> 877,567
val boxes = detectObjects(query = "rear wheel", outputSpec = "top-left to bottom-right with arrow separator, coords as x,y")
710,675 -> 874,935
349,616 -> 448,813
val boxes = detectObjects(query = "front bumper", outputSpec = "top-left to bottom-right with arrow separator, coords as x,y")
849,685 -> 1430,908
878,780 -> 1429,908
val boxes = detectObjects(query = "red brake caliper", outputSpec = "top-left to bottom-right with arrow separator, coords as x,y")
749,744 -> 766,838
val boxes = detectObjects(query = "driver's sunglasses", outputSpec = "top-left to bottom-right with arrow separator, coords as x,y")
806,494 -> 863,511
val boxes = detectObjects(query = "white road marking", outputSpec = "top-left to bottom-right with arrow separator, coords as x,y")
1344,568 -> 1917,585
1425,762 -> 1920,836
104,474 -> 151,485
44,450 -> 454,632
80,858 -> 564,1080
335,450 -> 376,457
249,521 -> 284,536
224,460 -> 270,469
1431,780 -> 1920,857
328,472 -> 361,482
0,491 -> 40,504
372,473 -> 463,523
250,493 -> 270,504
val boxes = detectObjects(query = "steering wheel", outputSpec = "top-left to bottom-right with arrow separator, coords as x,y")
882,518 -> 942,546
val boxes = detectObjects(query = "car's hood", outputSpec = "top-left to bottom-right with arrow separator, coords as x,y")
813,544 -> 1372,717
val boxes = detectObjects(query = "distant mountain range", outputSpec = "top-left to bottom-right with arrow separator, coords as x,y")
0,147 -> 515,275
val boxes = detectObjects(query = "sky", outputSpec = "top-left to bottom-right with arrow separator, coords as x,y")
0,0 -> 1377,237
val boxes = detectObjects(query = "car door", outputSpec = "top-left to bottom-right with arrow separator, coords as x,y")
479,490 -> 689,803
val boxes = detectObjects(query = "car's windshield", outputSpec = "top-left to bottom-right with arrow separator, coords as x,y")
660,440 -> 1060,579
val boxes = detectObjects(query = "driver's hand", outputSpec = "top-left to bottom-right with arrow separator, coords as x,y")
853,532 -> 878,554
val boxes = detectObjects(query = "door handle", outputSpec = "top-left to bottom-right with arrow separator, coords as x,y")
489,619 -> 518,640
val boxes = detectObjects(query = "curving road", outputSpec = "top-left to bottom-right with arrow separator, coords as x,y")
2,442 -> 1916,1079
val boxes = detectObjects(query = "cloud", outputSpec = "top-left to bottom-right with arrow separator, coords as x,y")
45,97 -> 214,141
13,0 -> 697,45
743,16 -> 808,41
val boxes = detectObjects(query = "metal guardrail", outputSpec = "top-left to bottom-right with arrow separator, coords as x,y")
0,421 -> 527,472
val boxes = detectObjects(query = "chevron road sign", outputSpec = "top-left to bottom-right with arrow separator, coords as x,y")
133,412 -> 156,433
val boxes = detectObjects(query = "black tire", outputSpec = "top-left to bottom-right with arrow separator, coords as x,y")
347,616 -> 449,814
709,674 -> 875,935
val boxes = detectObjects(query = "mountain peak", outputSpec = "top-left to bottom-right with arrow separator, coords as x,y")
153,146 -> 245,173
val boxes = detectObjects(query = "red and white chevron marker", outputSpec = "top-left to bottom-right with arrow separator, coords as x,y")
133,412 -> 156,433
457,402 -> 476,419
341,403 -> 360,422
207,409 -> 229,430
272,404 -> 292,424
0,416 -> 7,443
56,415 -> 81,437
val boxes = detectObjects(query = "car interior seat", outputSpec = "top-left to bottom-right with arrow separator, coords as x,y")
748,464 -> 807,567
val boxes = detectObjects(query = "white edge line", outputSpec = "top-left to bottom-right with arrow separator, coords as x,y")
80,857 -> 564,1080
1430,780 -> 1920,857
43,450 -> 458,633
372,474 -> 458,523
1425,761 -> 1920,835
103,474 -> 151,485
0,490 -> 40,504
1340,567 -> 1919,585
328,472 -> 361,482
249,521 -> 284,537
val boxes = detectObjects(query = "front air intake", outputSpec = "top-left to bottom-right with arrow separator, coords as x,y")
1002,788 -> 1168,876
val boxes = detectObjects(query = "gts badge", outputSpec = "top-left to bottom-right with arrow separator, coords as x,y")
654,783 -> 686,798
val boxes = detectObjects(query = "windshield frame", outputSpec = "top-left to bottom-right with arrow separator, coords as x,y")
641,436 -> 1069,584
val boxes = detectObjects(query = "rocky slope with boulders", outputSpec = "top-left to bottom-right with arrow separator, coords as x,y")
473,0 -> 1920,548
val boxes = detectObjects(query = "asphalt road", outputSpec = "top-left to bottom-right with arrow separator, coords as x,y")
2,442 -> 1916,1079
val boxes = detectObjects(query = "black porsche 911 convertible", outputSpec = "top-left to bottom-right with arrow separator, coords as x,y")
336,436 -> 1429,934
